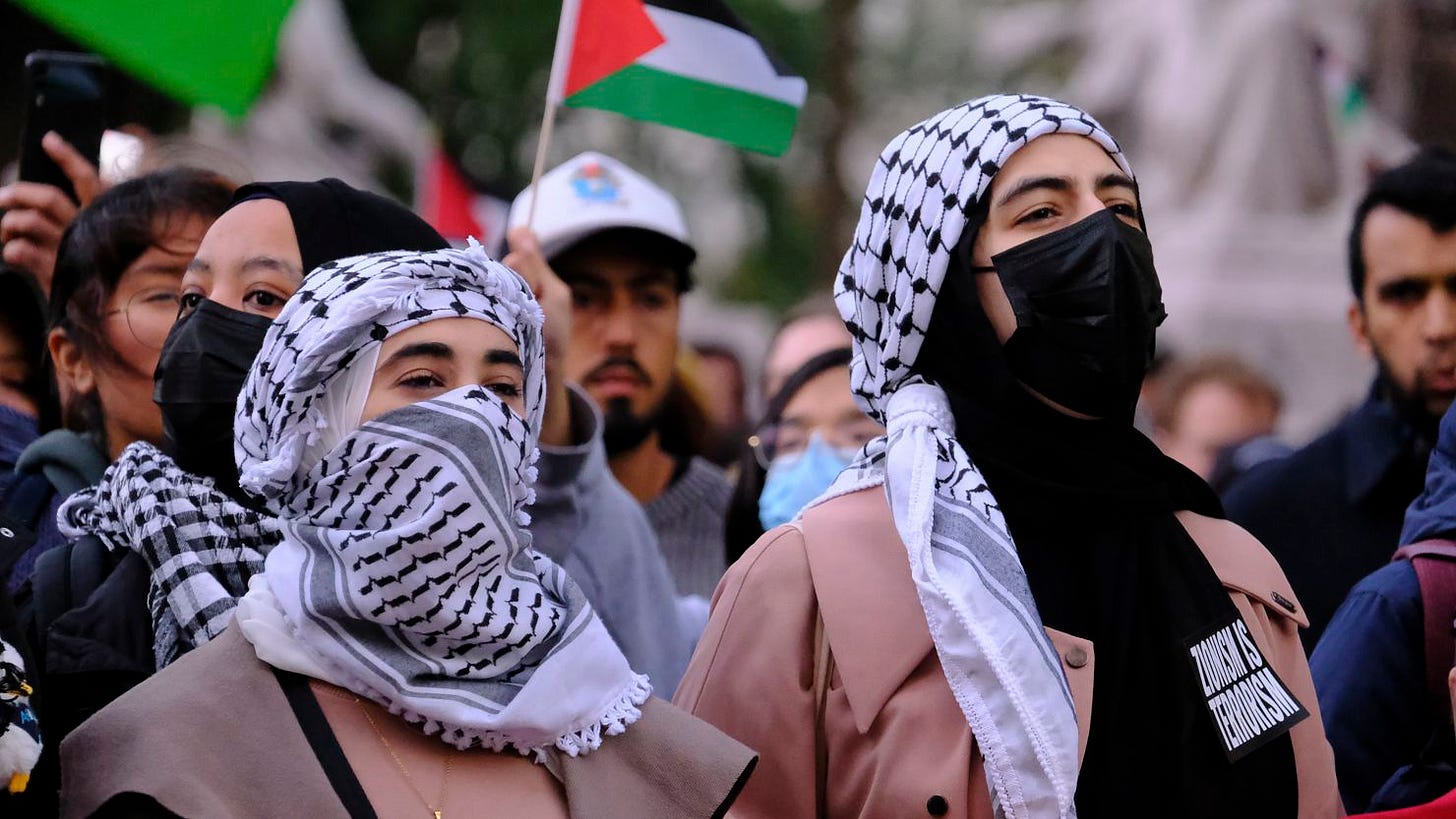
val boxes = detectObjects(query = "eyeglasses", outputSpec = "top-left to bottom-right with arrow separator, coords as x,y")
747,417 -> 883,469
102,288 -> 184,351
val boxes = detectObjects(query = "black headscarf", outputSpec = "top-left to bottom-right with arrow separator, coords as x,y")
230,178 -> 449,274
913,209 -> 1301,814
157,179 -> 447,493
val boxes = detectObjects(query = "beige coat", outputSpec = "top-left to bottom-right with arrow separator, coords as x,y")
62,624 -> 755,819
675,486 -> 1341,818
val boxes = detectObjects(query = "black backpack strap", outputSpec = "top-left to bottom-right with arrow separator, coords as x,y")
32,535 -> 117,643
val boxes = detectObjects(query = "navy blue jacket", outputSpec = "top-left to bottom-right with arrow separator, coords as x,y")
1224,387 -> 1429,650
1311,560 -> 1424,812
1311,396 -> 1456,812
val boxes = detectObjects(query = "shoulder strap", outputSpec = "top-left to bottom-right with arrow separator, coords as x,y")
795,520 -> 837,819
1392,539 -> 1456,720
812,604 -> 835,819
30,534 -> 115,658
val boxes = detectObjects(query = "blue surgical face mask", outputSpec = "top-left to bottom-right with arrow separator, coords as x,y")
758,433 -> 858,530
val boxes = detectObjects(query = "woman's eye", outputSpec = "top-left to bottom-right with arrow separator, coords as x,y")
1016,206 -> 1057,226
1110,202 -> 1141,220
179,293 -> 203,310
399,372 -> 444,390
245,290 -> 284,309
486,382 -> 522,399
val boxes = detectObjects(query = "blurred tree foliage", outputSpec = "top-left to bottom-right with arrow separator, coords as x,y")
340,0 -> 849,312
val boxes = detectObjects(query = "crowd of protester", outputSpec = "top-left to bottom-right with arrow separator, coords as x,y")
0,88 -> 1454,817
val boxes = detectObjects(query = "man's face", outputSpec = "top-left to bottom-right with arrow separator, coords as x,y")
555,240 -> 680,436
970,133 -> 1142,346
1349,205 -> 1456,419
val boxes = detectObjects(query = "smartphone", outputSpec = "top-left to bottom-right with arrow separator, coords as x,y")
17,51 -> 107,204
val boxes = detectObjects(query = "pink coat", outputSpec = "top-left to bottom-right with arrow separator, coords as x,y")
675,486 -> 1342,818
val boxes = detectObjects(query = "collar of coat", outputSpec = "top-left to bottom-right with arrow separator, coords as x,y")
798,487 -> 1307,737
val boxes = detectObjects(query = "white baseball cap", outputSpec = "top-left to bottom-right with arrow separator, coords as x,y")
508,152 -> 696,281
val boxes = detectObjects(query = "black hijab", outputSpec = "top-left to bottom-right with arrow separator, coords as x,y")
914,210 -> 1302,814
230,178 -> 449,274
157,179 -> 447,493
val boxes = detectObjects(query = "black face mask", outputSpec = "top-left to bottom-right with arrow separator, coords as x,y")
153,300 -> 273,489
982,208 -> 1167,420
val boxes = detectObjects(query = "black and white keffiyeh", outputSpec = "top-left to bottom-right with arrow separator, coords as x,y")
59,445 -> 281,667
234,242 -> 649,758
818,94 -> 1134,818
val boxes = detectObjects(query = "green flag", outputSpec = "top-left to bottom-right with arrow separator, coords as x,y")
16,0 -> 295,117
548,0 -> 807,156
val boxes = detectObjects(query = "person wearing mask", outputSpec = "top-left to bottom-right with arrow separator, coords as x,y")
41,179 -> 684,721
21,181 -> 457,770
508,154 -> 733,600
59,245 -> 755,819
2,168 -> 233,591
723,348 -> 882,562
676,94 -> 1338,817
1225,148 -> 1456,649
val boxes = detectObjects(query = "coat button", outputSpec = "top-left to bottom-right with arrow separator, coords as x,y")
927,795 -> 949,816
1065,647 -> 1089,669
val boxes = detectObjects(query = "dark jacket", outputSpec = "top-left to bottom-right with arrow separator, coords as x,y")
1314,399 -> 1456,812
6,430 -> 109,590
1224,387 -> 1429,649
1311,561 -> 1427,812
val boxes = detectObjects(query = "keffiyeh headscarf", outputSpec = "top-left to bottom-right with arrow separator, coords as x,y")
60,446 -> 281,668
234,243 -> 649,757
820,94 -> 1134,818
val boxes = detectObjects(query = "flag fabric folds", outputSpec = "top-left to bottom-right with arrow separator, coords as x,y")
548,0 -> 807,156
15,0 -> 294,117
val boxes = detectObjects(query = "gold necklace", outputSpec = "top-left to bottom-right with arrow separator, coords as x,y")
358,699 -> 452,819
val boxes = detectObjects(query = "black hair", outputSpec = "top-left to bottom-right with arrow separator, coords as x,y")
723,346 -> 853,564
552,227 -> 696,293
0,266 -> 50,419
46,166 -> 235,433
1348,147 -> 1456,300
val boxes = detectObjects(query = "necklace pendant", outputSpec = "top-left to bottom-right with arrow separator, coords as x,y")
434,812 -> 442,819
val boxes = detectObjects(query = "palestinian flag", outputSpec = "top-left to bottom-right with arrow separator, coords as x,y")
547,0 -> 807,156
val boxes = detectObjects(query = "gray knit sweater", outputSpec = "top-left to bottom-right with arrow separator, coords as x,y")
530,387 -> 690,692
644,457 -> 731,599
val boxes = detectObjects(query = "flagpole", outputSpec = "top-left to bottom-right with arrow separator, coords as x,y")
525,100 -> 559,231
527,0 -> 579,230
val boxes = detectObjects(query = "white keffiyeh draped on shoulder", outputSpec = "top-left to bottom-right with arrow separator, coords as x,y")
818,94 -> 1135,818
233,242 -> 649,759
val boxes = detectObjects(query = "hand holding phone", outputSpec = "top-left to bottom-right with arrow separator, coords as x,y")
18,51 -> 106,204
0,134 -> 106,296
2,52 -> 109,294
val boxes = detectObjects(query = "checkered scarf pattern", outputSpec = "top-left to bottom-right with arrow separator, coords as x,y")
59,445 -> 282,668
817,94 -> 1133,819
235,243 -> 649,757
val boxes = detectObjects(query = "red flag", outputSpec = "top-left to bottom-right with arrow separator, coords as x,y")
550,0 -> 665,101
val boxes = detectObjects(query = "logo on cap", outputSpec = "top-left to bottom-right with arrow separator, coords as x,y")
570,161 -> 622,204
